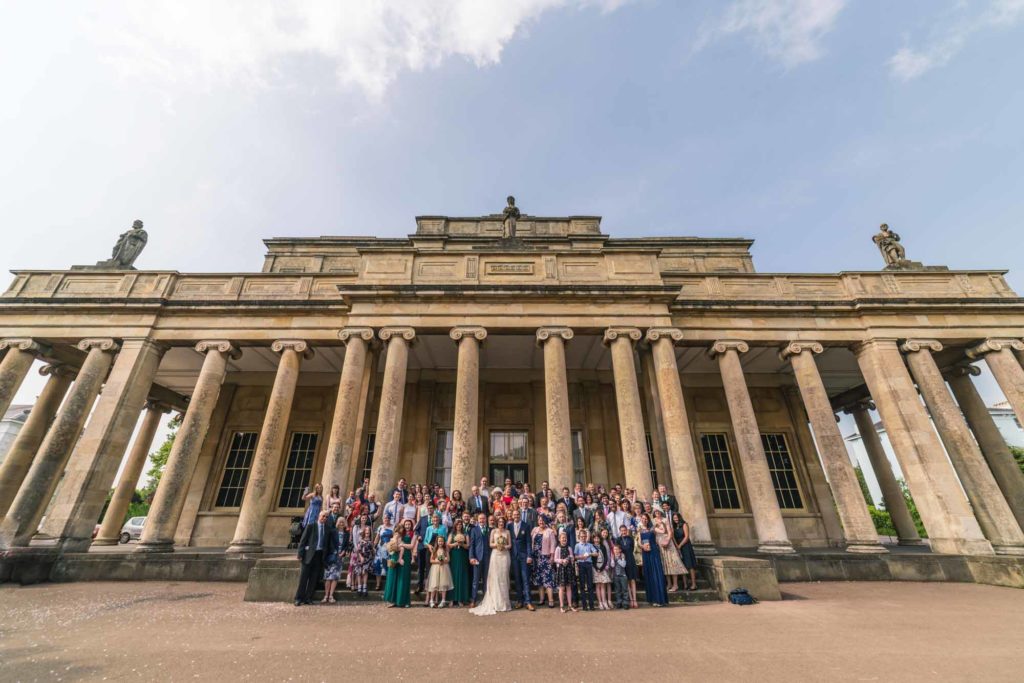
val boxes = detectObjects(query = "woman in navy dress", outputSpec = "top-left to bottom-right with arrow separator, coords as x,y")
638,513 -> 668,606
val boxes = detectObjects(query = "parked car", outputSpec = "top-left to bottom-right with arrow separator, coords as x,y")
119,516 -> 146,544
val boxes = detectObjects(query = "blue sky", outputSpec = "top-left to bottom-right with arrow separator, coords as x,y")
2,1 -> 1023,485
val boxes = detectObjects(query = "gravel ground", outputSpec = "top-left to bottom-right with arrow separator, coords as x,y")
1,580 -> 1022,682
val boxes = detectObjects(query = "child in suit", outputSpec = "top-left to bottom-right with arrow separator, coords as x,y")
611,544 -> 630,609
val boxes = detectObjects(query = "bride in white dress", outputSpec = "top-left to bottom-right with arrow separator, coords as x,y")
469,526 -> 512,616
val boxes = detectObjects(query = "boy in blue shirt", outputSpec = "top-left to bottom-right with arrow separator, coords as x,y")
573,529 -> 598,611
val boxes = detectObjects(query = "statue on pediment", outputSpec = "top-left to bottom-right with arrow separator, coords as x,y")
98,219 -> 148,270
502,196 -> 521,239
873,223 -> 907,268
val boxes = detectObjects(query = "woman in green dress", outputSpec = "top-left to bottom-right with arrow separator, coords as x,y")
446,518 -> 471,606
385,519 -> 417,608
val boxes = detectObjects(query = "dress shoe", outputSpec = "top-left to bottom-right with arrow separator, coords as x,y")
526,604 -> 535,612
294,600 -> 302,607
469,601 -> 476,608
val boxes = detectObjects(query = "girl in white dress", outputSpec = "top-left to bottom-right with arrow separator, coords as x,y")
469,526 -> 512,616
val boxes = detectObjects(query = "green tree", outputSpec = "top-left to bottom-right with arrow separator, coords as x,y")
1010,445 -> 1024,476
140,413 -> 182,502
854,465 -> 874,505
898,478 -> 928,538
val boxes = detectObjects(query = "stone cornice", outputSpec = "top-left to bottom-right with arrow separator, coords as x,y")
708,340 -> 749,358
900,338 -> 943,354
195,340 -> 242,359
779,341 -> 824,361
270,339 -> 315,359
449,326 -> 487,343
966,338 -> 1024,359
536,327 -> 573,345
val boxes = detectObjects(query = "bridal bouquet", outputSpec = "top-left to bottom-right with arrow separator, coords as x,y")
495,534 -> 508,551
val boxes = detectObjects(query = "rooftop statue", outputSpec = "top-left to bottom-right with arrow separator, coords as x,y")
873,223 -> 907,269
501,196 -> 521,240
98,219 -> 148,270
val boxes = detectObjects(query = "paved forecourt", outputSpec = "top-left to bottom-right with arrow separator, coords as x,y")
2,580 -> 1023,681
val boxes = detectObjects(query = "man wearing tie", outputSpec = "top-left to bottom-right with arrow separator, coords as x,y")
467,486 -> 488,517
294,510 -> 336,606
508,502 -> 535,611
468,512 -> 491,608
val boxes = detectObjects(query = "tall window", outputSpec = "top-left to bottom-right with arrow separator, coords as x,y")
645,433 -> 659,489
761,432 -> 803,509
700,433 -> 740,510
490,431 -> 528,461
433,430 -> 454,489
359,432 -> 376,485
570,430 -> 585,486
278,432 -> 319,509
215,431 -> 259,508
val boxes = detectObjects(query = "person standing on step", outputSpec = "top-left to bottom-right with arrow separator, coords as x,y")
350,526 -> 374,597
573,529 -> 597,611
672,512 -> 699,591
427,535 -> 454,608
468,512 -> 491,608
616,524 -> 639,609
508,501 -> 535,611
295,510 -> 335,606
611,544 -> 630,609
639,513 -> 668,607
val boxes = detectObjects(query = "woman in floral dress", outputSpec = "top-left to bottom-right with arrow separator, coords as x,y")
530,515 -> 557,608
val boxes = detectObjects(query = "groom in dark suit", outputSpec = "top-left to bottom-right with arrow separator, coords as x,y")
508,504 -> 535,611
468,512 -> 491,608
294,510 -> 337,606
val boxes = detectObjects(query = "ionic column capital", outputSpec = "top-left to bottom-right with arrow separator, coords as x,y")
338,327 -> 375,345
645,327 -> 684,343
945,363 -> 982,379
39,363 -> 76,379
143,400 -> 173,414
840,398 -> 876,415
450,326 -> 487,343
850,338 -> 899,357
602,327 -> 643,346
779,340 -> 824,361
900,338 -> 943,354
536,326 -> 573,345
77,338 -> 120,353
966,338 -> 1024,360
195,340 -> 242,359
708,339 -> 749,358
378,327 -> 416,344
271,339 -> 315,359
0,338 -> 52,357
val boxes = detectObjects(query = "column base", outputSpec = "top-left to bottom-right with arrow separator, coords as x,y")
756,541 -> 796,554
226,541 -> 264,554
897,537 -> 927,546
992,543 -> 1024,556
693,542 -> 718,556
91,537 -> 119,547
844,541 -> 889,554
134,540 -> 175,554
929,537 -> 994,556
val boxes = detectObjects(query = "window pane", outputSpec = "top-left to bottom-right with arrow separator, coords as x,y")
490,431 -> 528,462
645,433 -> 659,489
278,432 -> 319,509
571,430 -> 585,485
433,430 -> 453,489
360,432 -> 376,485
761,433 -> 803,509
700,433 -> 740,510
215,432 -> 259,508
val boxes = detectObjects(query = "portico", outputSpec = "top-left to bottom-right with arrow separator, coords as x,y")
2,208 -> 1024,568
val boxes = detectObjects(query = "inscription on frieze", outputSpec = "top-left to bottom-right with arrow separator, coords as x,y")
485,262 -> 534,275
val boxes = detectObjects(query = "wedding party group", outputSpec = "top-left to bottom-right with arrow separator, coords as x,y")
292,477 -> 701,615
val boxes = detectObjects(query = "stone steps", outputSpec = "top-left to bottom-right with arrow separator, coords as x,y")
307,585 -> 719,605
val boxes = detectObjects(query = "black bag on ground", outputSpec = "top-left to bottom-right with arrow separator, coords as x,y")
728,588 -> 757,605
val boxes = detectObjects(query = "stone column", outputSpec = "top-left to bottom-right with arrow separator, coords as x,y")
646,328 -> 714,553
93,401 -> 171,545
449,326 -> 486,499
0,340 -> 117,549
0,338 -> 52,419
711,340 -> 794,553
947,364 -> 1024,529
781,342 -> 885,553
967,339 -> 1024,429
138,341 -> 240,552
537,327 -> 574,494
844,400 -> 922,545
0,364 -> 74,517
320,328 -> 374,493
227,340 -> 311,553
854,339 -> 992,555
367,328 -> 415,504
903,339 -> 1024,555
47,338 -> 166,552
605,327 -> 653,496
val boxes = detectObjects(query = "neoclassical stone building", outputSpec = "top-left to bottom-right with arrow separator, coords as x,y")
2,207 -> 1024,565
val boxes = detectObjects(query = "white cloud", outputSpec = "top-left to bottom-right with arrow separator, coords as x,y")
696,0 -> 847,67
889,0 -> 1024,81
83,0 -> 631,101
